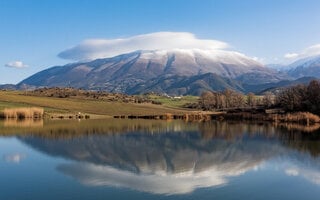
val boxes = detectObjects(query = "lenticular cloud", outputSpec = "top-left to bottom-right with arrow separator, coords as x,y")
58,32 -> 229,61
284,44 -> 320,60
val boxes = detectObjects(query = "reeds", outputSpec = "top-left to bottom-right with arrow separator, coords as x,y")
273,112 -> 320,125
1,107 -> 44,119
224,111 -> 320,125
4,118 -> 43,127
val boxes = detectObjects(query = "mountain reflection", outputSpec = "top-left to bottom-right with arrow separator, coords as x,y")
16,119 -> 320,194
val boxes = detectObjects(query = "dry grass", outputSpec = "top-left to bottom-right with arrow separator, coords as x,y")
2,107 -> 44,119
224,111 -> 320,125
273,112 -> 320,124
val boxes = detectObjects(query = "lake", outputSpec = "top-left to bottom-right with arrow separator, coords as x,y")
1,119 -> 320,200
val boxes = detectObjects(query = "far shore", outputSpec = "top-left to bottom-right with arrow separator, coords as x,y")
1,106 -> 319,127
1,90 -> 320,126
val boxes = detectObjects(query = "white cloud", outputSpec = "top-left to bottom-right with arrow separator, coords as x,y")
58,32 -> 230,61
305,44 -> 320,56
5,61 -> 28,69
284,53 -> 299,59
284,44 -> 320,61
252,56 -> 266,64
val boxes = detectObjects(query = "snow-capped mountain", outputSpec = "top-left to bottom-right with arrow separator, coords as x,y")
287,55 -> 320,78
19,49 -> 287,95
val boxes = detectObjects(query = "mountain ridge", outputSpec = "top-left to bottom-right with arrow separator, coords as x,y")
287,55 -> 320,78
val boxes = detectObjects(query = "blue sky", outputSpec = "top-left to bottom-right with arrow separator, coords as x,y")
1,0 -> 320,84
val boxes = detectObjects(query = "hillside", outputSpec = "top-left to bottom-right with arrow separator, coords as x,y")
129,73 -> 244,95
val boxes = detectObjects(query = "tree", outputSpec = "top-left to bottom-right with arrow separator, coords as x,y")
247,92 -> 256,107
200,91 -> 215,110
223,89 -> 244,108
200,90 -> 245,110
307,80 -> 320,114
232,92 -> 245,108
263,92 -> 274,108
275,80 -> 320,114
223,89 -> 233,108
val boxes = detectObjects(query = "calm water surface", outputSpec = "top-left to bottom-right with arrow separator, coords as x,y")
1,119 -> 320,200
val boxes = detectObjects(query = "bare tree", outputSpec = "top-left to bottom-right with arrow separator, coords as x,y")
275,80 -> 320,114
247,92 -> 256,107
232,92 -> 245,108
223,89 -> 233,108
200,91 -> 215,110
263,92 -> 274,108
307,80 -> 320,114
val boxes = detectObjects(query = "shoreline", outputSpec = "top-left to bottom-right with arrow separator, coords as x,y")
114,110 -> 320,125
1,107 -> 319,126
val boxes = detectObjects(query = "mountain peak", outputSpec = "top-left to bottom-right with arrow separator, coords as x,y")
133,49 -> 263,67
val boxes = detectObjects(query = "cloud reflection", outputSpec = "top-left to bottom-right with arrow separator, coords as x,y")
58,161 -> 259,195
3,153 -> 26,163
284,164 -> 320,185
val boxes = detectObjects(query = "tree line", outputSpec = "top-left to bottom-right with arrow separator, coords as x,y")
199,89 -> 273,110
199,80 -> 320,115
276,80 -> 320,115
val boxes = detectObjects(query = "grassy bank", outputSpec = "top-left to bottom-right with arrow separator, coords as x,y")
0,90 -> 195,117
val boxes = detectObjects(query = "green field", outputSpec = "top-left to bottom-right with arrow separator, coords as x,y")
0,90 -> 197,117
146,95 -> 199,108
